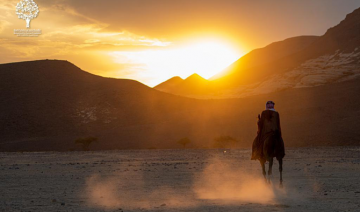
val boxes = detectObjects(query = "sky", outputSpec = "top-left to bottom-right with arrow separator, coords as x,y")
1,0 -> 360,86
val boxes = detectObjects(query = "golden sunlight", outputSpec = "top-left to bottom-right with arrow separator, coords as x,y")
109,39 -> 243,86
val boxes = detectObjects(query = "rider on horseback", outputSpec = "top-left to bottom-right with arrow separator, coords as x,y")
251,101 -> 285,185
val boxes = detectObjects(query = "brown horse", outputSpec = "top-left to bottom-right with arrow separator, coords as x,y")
252,110 -> 285,187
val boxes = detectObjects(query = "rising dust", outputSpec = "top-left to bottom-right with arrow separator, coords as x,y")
84,156 -> 285,210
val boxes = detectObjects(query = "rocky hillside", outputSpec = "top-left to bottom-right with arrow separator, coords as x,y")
210,36 -> 319,80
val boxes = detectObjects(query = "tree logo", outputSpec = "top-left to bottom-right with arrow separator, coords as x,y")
16,0 -> 39,28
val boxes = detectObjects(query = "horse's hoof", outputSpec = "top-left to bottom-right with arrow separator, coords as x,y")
279,183 -> 283,188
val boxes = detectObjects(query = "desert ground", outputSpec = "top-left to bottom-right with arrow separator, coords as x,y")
0,147 -> 359,212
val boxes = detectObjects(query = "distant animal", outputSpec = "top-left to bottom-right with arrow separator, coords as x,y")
251,101 -> 285,187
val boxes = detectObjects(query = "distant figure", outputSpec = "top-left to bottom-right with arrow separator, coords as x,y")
251,101 -> 285,186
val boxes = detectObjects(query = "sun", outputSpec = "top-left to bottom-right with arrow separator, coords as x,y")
110,38 -> 243,86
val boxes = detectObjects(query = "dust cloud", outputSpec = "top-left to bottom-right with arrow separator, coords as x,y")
84,173 -> 196,209
85,175 -> 123,209
193,158 -> 277,204
84,157 -> 284,210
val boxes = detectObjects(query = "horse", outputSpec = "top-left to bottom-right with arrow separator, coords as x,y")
252,112 -> 285,187
259,146 -> 284,187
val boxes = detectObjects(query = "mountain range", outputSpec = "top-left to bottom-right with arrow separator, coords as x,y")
155,7 -> 360,98
1,8 -> 360,151
1,59 -> 359,151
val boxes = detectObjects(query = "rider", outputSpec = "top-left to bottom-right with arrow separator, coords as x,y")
251,101 -> 285,160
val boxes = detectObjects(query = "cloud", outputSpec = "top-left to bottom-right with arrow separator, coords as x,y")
0,20 -> 11,33
0,1 -> 171,84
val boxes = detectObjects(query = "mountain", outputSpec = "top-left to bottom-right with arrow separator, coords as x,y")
0,60 -> 199,150
0,60 -> 229,151
154,76 -> 184,93
155,73 -> 212,97
154,7 -> 360,98
153,36 -> 318,98
210,36 -> 319,80
183,73 -> 207,84
0,60 -> 359,151
212,7 -> 360,96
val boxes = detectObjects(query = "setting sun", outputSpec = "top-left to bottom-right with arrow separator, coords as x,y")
109,39 -> 243,86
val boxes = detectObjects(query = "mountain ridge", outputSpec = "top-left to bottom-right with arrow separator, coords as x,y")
210,35 -> 319,81
1,60 -> 360,151
154,7 -> 360,99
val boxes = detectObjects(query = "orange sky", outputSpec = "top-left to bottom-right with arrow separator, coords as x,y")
1,0 -> 360,86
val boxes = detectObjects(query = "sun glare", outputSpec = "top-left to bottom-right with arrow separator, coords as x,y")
109,39 -> 243,86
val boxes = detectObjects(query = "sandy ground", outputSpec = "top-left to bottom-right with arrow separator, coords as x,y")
0,147 -> 359,212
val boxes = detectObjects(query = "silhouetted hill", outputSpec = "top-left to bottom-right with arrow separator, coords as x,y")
0,60 -> 359,151
210,36 -> 319,80
155,73 -> 212,97
154,76 -> 183,92
0,60 -> 202,150
214,7 -> 360,89
185,73 -> 207,82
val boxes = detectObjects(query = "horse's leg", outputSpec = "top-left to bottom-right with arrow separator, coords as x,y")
267,157 -> 273,184
259,158 -> 266,181
278,157 -> 283,188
